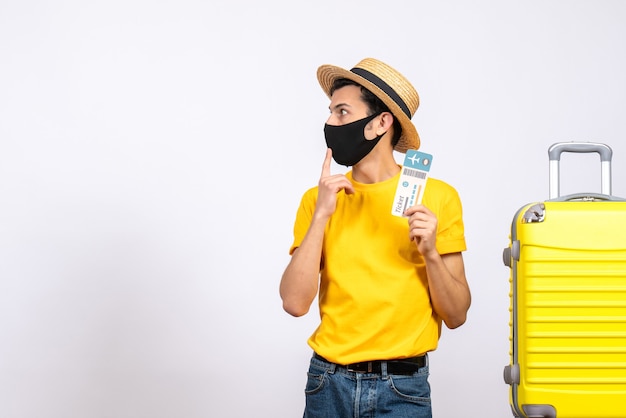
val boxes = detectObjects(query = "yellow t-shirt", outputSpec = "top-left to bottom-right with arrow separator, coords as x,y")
289,169 -> 466,365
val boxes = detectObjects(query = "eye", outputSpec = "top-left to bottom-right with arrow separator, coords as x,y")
340,109 -> 348,116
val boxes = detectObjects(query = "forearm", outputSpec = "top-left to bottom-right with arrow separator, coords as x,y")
423,251 -> 471,329
279,215 -> 328,317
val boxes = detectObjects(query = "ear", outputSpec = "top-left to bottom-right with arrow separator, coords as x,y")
375,112 -> 395,136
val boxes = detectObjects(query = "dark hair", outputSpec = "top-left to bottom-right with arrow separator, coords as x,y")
330,78 -> 402,146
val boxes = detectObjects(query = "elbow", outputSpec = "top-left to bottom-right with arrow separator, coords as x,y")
443,292 -> 471,329
443,303 -> 471,329
444,314 -> 467,329
282,300 -> 310,317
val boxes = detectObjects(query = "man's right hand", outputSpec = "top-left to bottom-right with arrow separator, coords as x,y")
314,148 -> 354,220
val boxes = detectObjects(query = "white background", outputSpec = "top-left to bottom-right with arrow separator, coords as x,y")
1,1 -> 626,417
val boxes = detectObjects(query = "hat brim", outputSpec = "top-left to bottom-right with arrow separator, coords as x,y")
317,64 -> 420,153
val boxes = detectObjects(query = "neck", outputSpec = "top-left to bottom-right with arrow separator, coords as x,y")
351,145 -> 400,184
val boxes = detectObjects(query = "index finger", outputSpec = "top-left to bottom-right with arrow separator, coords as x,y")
404,204 -> 425,217
321,148 -> 332,178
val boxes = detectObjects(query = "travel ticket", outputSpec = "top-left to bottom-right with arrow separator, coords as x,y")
391,150 -> 433,217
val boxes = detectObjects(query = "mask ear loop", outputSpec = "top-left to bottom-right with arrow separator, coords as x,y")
364,111 -> 386,142
372,111 -> 393,138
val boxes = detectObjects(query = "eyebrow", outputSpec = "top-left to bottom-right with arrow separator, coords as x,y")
329,102 -> 351,112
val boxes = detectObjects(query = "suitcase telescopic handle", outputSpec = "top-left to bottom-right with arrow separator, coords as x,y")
548,142 -> 613,199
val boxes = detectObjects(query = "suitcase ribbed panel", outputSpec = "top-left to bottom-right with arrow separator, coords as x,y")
512,201 -> 626,417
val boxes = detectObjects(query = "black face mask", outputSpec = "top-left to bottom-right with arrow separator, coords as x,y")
324,112 -> 384,167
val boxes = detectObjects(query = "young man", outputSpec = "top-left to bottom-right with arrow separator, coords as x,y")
280,58 -> 471,418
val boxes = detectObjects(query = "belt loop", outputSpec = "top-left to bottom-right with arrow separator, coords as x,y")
313,352 -> 337,374
381,361 -> 388,378
328,362 -> 336,374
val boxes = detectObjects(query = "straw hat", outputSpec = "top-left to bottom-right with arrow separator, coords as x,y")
317,58 -> 420,153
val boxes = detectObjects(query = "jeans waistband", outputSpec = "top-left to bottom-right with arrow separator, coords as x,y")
313,352 -> 426,375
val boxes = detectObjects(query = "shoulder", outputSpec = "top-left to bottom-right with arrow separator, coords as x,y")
301,185 -> 319,200
426,177 -> 461,199
296,185 -> 319,211
423,177 -> 464,215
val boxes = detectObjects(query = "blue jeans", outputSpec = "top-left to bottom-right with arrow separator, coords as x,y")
303,353 -> 432,418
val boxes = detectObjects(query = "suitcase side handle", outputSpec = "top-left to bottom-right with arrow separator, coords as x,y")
550,192 -> 626,202
548,142 -> 613,199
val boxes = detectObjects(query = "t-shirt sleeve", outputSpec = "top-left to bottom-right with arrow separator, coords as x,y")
430,180 -> 467,255
289,187 -> 318,255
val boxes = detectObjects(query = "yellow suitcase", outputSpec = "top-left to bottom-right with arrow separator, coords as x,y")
503,142 -> 626,418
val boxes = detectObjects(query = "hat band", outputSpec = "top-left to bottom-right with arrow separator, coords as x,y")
351,67 -> 411,118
